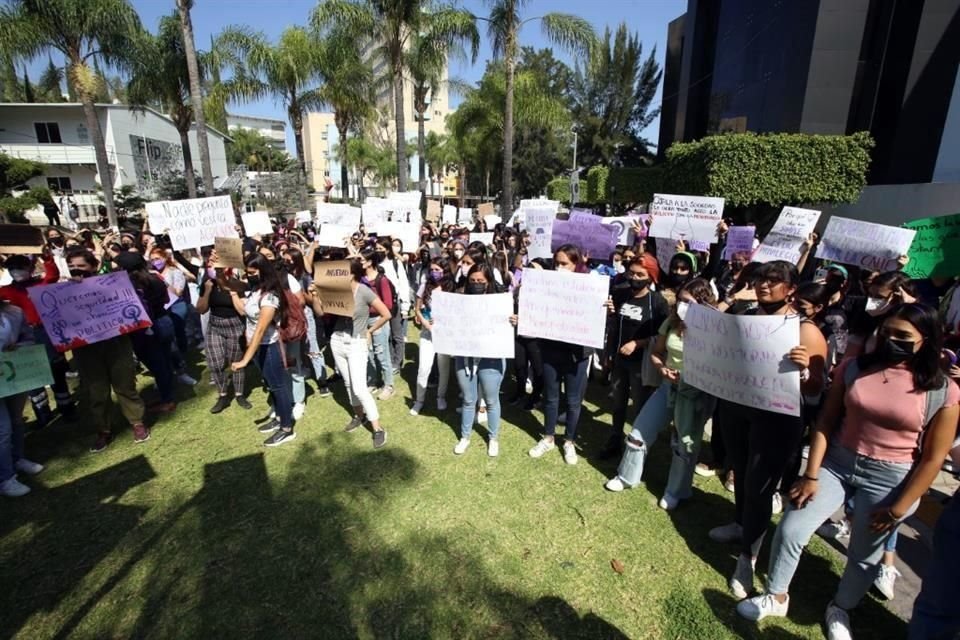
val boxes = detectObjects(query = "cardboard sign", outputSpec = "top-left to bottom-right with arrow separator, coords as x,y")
145,195 -> 237,250
550,218 -> 619,259
426,200 -> 441,224
0,344 -> 54,398
213,236 -> 244,269
723,225 -> 756,260
313,260 -> 355,318
816,216 -> 916,272
28,271 -> 153,352
241,211 -> 274,237
517,268 -> 608,348
648,193 -> 725,244
0,224 -> 44,254
682,304 -> 801,416
903,213 -> 960,279
431,291 -> 514,358
753,207 -> 821,264
526,207 -> 556,260
477,202 -> 495,218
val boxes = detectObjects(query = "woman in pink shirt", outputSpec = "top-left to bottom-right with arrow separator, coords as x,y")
736,303 -> 960,640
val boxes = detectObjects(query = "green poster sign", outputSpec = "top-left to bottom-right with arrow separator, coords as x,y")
0,344 -> 53,399
904,213 -> 960,278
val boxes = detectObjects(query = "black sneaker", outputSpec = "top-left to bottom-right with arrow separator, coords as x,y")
344,416 -> 365,432
327,372 -> 342,384
264,428 -> 296,447
372,429 -> 387,449
318,385 -> 331,398
258,418 -> 280,433
235,396 -> 252,410
58,402 -> 77,420
210,396 -> 231,414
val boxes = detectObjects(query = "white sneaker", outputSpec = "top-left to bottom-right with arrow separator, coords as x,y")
525,378 -> 533,394
874,564 -> 901,600
528,438 -> 556,458
14,459 -> 44,476
488,439 -> 499,457
659,493 -> 680,511
0,476 -> 30,497
729,554 -> 755,600
709,522 -> 743,544
453,438 -> 471,455
292,402 -> 305,421
737,593 -> 789,621
605,477 -> 626,492
825,602 -> 853,640
178,372 -> 198,386
772,492 -> 783,515
477,408 -> 488,425
437,398 -> 447,411
817,519 -> 851,540
409,402 -> 423,416
694,463 -> 716,477
562,441 -> 578,465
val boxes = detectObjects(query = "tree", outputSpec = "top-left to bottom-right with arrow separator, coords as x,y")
483,0 -> 594,214
21,66 -> 34,101
176,0 -> 215,196
423,130 -> 456,198
37,56 -> 64,101
570,23 -> 661,168
312,0 -> 478,193
226,127 -> 293,172
0,153 -> 45,222
0,0 -> 144,228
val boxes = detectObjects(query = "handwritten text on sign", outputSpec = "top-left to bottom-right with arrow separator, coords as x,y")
648,194 -> 725,244
682,304 -> 801,416
753,207 -> 821,264
518,268 -> 608,348
145,195 -> 237,250
815,216 -> 916,272
313,260 -> 355,318
903,213 -> 960,279
0,344 -> 53,398
525,207 -> 557,260
28,272 -> 153,352
550,218 -> 619,258
431,292 -> 514,358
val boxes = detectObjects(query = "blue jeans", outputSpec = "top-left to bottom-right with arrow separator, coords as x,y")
366,318 -> 393,388
154,314 -> 184,372
617,380 -> 674,487
455,357 -> 505,439
304,309 -> 328,385
285,339 -> 306,404
256,342 -> 294,429
0,394 -> 27,483
542,356 -> 588,442
130,329 -> 175,403
766,444 -> 916,609
664,382 -> 717,499
909,492 -> 960,639
168,299 -> 190,355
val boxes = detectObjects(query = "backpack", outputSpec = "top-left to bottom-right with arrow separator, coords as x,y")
843,359 -> 949,429
278,289 -> 307,343
375,274 -> 398,317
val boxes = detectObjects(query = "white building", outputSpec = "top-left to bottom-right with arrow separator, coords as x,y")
0,103 -> 230,221
226,113 -> 287,152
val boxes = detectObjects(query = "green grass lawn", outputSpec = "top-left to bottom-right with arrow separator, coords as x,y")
2,340 -> 910,639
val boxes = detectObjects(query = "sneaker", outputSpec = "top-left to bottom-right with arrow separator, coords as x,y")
264,428 -> 296,447
344,416 -> 365,432
437,398 -> 447,411
488,439 -> 499,457
409,402 -> 424,416
66,370 -> 79,379
58,402 -> 77,420
724,470 -> 736,493
477,408 -> 488,425
149,401 -> 177,414
694,463 -> 716,477
562,441 -> 578,465
90,432 -> 114,453
318,386 -> 331,398
817,519 -> 851,540
529,438 -> 556,458
292,402 -> 306,420
210,396 -> 231,414
14,459 -> 44,476
605,477 -> 627,492
368,386 -> 381,395
709,522 -> 743,544
737,593 -> 789,621
132,423 -> 151,443
824,602 -> 853,640
378,386 -> 395,401
178,373 -> 198,386
453,438 -> 471,455
372,429 -> 387,449
0,476 -> 30,497
258,418 -> 281,434
659,493 -> 680,511
235,396 -> 253,410
874,564 -> 901,600
772,492 -> 784,515
729,554 -> 755,600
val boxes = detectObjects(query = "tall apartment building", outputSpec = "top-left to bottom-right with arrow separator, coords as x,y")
226,113 -> 288,152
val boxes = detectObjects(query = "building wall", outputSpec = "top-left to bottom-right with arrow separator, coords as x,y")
226,113 -> 287,150
657,14 -> 686,158
303,112 -> 338,194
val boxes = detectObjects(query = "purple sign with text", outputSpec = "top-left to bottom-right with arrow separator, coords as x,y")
723,225 -> 756,260
551,218 -> 620,258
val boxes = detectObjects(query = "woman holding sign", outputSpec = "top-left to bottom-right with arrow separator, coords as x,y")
411,258 -> 453,416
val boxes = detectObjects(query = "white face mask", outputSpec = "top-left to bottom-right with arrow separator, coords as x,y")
453,250 -> 464,260
676,301 -> 690,321
866,296 -> 891,317
614,262 -> 625,274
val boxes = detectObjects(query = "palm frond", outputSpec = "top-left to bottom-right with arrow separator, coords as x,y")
540,12 -> 595,57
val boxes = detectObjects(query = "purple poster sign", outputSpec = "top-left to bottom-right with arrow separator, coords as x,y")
28,271 -> 153,352
568,208 -> 599,223
723,225 -> 756,260
550,219 -> 619,258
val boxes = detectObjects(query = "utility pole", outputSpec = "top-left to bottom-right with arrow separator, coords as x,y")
570,128 -> 579,207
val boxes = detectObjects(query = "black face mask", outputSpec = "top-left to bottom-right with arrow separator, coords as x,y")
758,299 -> 789,315
247,275 -> 261,289
879,337 -> 916,363
629,278 -> 650,291
69,268 -> 91,278
49,238 -> 64,248
465,283 -> 486,295
823,277 -> 844,296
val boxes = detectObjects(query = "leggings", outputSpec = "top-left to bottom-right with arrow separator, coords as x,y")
542,356 -> 589,442
513,336 -> 543,399
206,315 -> 246,396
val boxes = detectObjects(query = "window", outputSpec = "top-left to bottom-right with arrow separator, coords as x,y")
34,122 -> 62,144
46,177 -> 72,191
323,170 -> 330,177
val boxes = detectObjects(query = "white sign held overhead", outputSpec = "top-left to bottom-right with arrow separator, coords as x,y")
648,193 -> 725,244
241,211 -> 274,236
145,195 -> 237,250
525,207 -> 556,260
317,203 -> 361,228
431,292 -> 514,358
316,224 -> 355,247
442,204 -> 457,225
458,208 -> 474,226
295,210 -> 312,223
470,232 -> 494,246
815,216 -> 917,272
376,221 -> 421,254
753,207 -> 821,264
518,268 -> 608,348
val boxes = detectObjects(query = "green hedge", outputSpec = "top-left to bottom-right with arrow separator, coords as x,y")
546,177 -> 569,203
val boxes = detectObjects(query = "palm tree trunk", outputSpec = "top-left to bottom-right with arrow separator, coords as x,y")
485,168 -> 490,198
340,130 -> 350,202
291,106 -> 308,210
177,0 -> 215,196
502,51 -> 515,217
80,95 -> 116,227
459,161 -> 466,209
178,126 -> 198,199
393,64 -> 408,191
417,111 -> 426,199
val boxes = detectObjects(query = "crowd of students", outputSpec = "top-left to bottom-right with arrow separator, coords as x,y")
1,209 -> 959,640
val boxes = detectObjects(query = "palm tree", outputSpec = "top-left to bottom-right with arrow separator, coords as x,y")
312,0 -> 478,193
176,0 -> 215,196
37,56 -> 64,101
483,1 -> 593,214
0,0 -> 143,227
423,130 -> 450,198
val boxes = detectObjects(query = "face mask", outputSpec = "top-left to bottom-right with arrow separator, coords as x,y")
429,270 -> 443,282
866,296 -> 891,317
151,259 -> 166,271
629,278 -> 650,291
615,262 -> 625,274
9,269 -> 31,282
731,261 -> 745,272
49,237 -> 64,247
465,282 -> 486,295
206,268 -> 217,280
758,299 -> 789,315
247,275 -> 260,289
453,250 -> 464,260
676,301 -> 690,321
69,268 -> 91,278
879,337 -> 916,363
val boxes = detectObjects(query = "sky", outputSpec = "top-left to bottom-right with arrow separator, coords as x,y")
28,0 -> 687,153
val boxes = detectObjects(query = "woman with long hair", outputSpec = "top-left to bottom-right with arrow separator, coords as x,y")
411,257 -> 454,415
148,246 -> 197,386
736,304 -> 958,640
286,248 -> 331,398
359,248 -> 396,400
379,238 -> 412,375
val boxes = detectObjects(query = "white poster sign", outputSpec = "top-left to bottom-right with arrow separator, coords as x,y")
518,268 -> 608,348
470,232 -> 494,246
442,205 -> 458,225
484,215 -> 502,228
431,292 -> 514,358
145,195 -> 237,250
682,304 -> 801,416
458,208 -> 474,226
316,224 -> 355,247
295,210 -> 312,223
605,215 -> 642,246
753,207 -> 821,264
376,221 -> 420,254
816,216 -> 916,272
648,193 -> 725,244
317,203 -> 361,228
525,207 -> 556,260
241,211 -> 274,236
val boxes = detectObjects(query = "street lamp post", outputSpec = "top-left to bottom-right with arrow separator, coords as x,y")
570,128 -> 579,207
